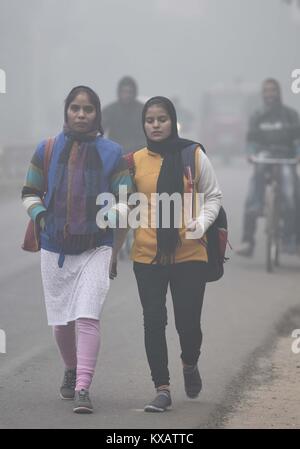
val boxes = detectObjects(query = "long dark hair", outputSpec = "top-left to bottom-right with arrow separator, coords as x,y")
64,85 -> 104,135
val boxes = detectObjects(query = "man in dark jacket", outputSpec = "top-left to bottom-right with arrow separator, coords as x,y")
102,76 -> 145,155
237,78 -> 300,256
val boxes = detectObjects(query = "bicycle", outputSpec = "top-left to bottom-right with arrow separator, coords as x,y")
251,153 -> 299,273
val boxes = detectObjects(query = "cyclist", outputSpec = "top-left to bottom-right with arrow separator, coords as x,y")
236,78 -> 300,257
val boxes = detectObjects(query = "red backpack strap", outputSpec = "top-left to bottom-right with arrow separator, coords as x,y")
123,151 -> 135,177
181,144 -> 197,181
181,143 -> 206,183
43,137 -> 55,194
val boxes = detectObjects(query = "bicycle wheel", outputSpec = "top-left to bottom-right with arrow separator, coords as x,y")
274,222 -> 281,267
265,183 -> 276,273
273,186 -> 281,268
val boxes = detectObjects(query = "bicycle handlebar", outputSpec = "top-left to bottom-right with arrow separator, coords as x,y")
250,156 -> 299,165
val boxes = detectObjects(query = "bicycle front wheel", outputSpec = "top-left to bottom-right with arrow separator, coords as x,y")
264,183 -> 277,273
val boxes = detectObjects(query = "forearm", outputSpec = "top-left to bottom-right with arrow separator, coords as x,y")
193,151 -> 222,235
246,142 -> 258,156
107,202 -> 132,257
112,227 -> 130,257
22,188 -> 47,222
295,143 -> 300,157
200,193 -> 222,234
22,145 -> 46,221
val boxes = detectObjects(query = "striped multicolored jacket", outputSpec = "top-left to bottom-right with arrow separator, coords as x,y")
22,132 -> 134,253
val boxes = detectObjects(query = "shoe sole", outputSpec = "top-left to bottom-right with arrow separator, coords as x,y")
185,385 -> 202,399
73,406 -> 93,414
144,405 -> 172,413
186,391 -> 201,399
60,393 -> 75,400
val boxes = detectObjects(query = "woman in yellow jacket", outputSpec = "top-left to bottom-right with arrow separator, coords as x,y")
123,96 -> 222,412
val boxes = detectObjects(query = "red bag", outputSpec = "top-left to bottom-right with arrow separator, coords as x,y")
22,137 -> 55,252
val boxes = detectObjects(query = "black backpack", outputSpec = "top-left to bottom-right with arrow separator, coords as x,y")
124,145 -> 229,282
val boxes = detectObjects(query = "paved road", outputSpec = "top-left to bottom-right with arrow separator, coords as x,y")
0,159 -> 299,428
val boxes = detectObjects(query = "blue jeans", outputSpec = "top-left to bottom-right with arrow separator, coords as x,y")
242,164 -> 298,245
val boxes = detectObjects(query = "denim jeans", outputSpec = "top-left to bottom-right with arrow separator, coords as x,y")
133,261 -> 206,388
242,164 -> 298,245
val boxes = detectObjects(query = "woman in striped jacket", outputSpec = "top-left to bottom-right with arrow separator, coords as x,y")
22,86 -> 133,414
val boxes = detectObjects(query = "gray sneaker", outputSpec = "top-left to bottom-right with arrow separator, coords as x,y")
60,369 -> 76,400
73,389 -> 93,414
144,390 -> 172,413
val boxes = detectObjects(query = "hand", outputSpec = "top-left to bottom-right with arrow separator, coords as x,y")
37,212 -> 47,231
185,219 -> 204,239
109,256 -> 118,280
186,218 -> 197,232
39,216 -> 46,231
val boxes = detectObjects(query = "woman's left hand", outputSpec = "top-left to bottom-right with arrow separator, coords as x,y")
109,256 -> 118,280
185,219 -> 204,239
186,219 -> 197,232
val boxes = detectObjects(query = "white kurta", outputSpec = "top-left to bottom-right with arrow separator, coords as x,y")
40,246 -> 112,326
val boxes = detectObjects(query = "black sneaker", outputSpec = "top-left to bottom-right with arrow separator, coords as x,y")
183,365 -> 202,398
144,390 -> 172,413
60,369 -> 76,400
73,389 -> 93,414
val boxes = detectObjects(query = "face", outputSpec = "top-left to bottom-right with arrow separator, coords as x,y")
67,92 -> 97,133
262,82 -> 280,109
119,85 -> 136,104
144,105 -> 172,142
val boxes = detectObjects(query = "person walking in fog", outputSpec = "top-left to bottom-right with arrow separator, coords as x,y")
102,76 -> 145,154
114,96 -> 222,412
102,76 -> 145,258
22,86 -> 133,414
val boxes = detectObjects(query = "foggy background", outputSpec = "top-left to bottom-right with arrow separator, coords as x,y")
1,1 -> 300,429
0,0 -> 299,146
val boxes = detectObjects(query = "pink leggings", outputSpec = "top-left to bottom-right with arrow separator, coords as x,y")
53,318 -> 100,391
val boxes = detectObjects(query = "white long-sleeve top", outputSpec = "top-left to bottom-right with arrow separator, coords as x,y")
185,148 -> 222,239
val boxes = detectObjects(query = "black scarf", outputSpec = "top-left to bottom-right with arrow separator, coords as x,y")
142,96 -> 200,264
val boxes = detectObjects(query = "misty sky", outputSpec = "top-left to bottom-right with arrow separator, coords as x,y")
0,0 -> 299,144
